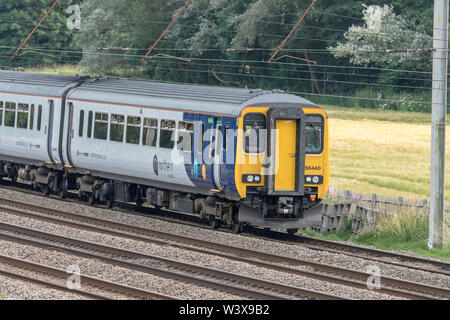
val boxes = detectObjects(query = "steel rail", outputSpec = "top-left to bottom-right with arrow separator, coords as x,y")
0,200 -> 446,299
0,181 -> 449,295
0,220 -> 343,300
0,254 -> 174,300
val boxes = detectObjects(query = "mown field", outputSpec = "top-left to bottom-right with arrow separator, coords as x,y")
325,105 -> 450,202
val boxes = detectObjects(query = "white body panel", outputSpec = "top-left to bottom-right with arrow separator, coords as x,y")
67,101 -> 195,187
0,93 -> 56,165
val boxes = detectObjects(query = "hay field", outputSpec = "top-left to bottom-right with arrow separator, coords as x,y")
328,108 -> 450,201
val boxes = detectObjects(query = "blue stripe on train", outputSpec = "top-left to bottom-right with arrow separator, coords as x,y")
183,112 -> 239,198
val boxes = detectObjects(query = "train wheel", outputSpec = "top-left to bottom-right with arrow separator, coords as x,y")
208,216 -> 218,229
232,223 -> 243,234
42,185 -> 51,196
287,228 -> 298,235
105,196 -> 115,209
59,178 -> 68,199
87,193 -> 95,205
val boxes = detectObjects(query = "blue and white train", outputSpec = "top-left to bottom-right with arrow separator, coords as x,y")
0,70 -> 329,233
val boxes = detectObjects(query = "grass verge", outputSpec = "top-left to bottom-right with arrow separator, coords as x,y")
299,206 -> 450,261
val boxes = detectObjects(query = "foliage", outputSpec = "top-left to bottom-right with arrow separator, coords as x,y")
329,5 -> 432,71
0,0 -> 79,68
1,1 -> 438,113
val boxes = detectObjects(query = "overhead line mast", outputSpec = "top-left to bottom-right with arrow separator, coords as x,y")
10,0 -> 60,61
429,0 -> 449,249
141,0 -> 191,63
268,0 -> 316,63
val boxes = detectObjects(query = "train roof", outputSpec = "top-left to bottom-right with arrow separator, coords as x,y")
68,78 -> 321,116
0,70 -> 86,97
0,70 -> 321,116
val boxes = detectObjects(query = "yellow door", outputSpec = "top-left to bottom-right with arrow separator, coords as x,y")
275,120 -> 297,191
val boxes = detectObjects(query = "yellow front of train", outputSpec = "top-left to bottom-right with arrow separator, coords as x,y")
234,105 -> 329,230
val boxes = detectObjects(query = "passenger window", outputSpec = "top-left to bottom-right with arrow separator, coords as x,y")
17,103 -> 29,129
126,116 -> 141,145
224,126 -> 230,151
37,105 -> 42,131
143,118 -> 158,147
110,114 -> 125,142
30,105 -> 35,130
177,121 -> 194,152
79,110 -> 84,137
94,112 -> 108,140
197,122 -> 204,154
87,111 -> 93,138
0,101 -> 3,126
5,102 -> 16,127
159,119 -> 176,149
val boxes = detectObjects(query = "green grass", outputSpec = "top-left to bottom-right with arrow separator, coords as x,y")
0,291 -> 5,300
299,206 -> 450,261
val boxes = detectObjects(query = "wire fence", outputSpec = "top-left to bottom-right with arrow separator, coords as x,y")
327,188 -> 450,213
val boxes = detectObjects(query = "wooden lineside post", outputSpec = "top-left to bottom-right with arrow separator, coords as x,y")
268,0 -> 316,63
10,0 -> 60,61
141,0 -> 191,63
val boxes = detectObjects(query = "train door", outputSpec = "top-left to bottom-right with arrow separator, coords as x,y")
213,119 -> 223,190
275,119 -> 297,191
46,100 -> 55,164
65,102 -> 75,166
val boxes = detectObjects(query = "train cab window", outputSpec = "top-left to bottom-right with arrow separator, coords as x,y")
305,115 -> 324,154
79,110 -> 85,137
126,116 -> 141,145
159,119 -> 176,149
110,114 -> 125,142
37,105 -> 42,131
244,113 -> 266,154
17,103 -> 29,129
143,118 -> 158,147
0,101 -> 3,126
4,102 -> 16,127
177,121 -> 194,152
94,112 -> 108,140
30,105 -> 35,130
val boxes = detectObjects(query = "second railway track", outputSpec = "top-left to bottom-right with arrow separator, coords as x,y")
1,179 -> 449,281
0,197 -> 448,299
0,210 -> 343,300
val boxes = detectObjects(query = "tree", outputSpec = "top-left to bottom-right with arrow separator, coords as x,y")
74,0 -> 176,74
328,5 -> 432,71
0,0 -> 79,68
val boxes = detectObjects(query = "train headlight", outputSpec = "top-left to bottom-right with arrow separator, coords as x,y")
305,175 -> 323,185
242,174 -> 261,183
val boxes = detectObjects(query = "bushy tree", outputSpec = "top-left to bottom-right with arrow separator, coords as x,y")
329,5 -> 432,70
75,0 -> 176,74
0,0 -> 79,68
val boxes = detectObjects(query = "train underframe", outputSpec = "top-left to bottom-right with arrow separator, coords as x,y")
0,161 -> 318,234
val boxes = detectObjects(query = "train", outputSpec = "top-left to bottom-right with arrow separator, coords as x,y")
0,70 -> 329,233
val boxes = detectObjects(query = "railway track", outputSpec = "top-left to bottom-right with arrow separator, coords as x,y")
0,198 -> 448,299
1,180 -> 449,290
0,254 -> 175,300
0,212 -> 343,300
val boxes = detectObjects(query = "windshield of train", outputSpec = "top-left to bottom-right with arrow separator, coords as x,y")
305,115 -> 323,154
